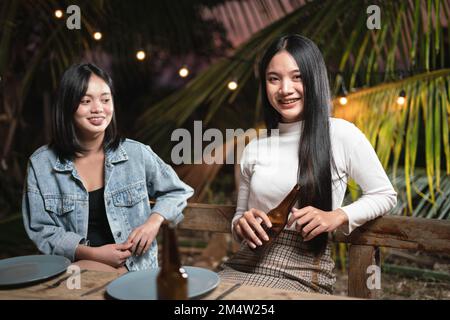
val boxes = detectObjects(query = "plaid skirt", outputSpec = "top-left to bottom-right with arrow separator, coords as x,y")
218,230 -> 336,294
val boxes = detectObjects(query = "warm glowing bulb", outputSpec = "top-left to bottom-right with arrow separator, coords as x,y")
55,10 -> 63,19
227,81 -> 238,90
136,50 -> 146,60
179,67 -> 189,78
93,32 -> 102,40
396,96 -> 406,105
339,96 -> 348,105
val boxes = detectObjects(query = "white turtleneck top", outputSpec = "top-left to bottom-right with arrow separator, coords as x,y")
231,117 -> 397,237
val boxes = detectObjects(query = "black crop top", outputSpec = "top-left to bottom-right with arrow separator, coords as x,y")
87,187 -> 115,247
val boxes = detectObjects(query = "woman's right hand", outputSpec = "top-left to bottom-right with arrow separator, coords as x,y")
234,208 -> 272,249
92,242 -> 133,267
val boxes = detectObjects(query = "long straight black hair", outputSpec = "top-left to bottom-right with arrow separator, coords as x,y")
259,34 -> 334,255
50,63 -> 122,161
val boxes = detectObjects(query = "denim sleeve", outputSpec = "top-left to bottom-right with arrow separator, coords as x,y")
143,145 -> 194,224
22,162 -> 83,262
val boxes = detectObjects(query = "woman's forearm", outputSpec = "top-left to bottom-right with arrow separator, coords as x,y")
333,208 -> 349,226
146,212 -> 165,226
74,244 -> 95,261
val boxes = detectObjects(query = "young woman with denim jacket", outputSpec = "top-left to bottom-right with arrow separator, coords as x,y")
22,63 -> 193,273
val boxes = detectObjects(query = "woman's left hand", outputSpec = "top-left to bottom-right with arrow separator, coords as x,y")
287,207 -> 348,241
127,213 -> 165,256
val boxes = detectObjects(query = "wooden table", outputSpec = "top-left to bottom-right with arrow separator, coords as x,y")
0,269 -> 356,300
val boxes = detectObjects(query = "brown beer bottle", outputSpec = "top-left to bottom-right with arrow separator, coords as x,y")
157,221 -> 188,300
253,184 -> 301,253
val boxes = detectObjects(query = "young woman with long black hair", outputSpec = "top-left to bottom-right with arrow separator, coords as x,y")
22,63 -> 193,273
219,35 -> 397,294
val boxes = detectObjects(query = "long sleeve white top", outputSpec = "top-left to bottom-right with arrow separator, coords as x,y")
231,117 -> 397,238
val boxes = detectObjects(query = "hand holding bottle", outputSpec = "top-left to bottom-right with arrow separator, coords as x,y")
234,208 -> 272,249
287,207 -> 348,241
234,184 -> 300,250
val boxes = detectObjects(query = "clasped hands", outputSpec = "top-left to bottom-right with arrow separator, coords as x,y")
234,206 -> 348,249
95,213 -> 164,267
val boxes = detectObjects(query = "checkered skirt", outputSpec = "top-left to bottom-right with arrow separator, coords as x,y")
218,230 -> 336,294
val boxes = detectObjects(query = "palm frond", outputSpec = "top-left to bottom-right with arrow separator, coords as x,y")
334,69 -> 450,215
343,168 -> 450,220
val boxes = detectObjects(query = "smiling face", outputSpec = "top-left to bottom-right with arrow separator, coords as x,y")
265,50 -> 304,123
73,74 -> 113,139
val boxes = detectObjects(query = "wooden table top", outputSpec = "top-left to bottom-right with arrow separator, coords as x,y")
0,269 -> 356,300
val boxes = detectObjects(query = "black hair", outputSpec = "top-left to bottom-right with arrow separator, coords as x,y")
50,63 -> 122,160
259,34 -> 336,255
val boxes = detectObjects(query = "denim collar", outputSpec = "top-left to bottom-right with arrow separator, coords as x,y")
53,143 -> 128,172
105,144 -> 128,165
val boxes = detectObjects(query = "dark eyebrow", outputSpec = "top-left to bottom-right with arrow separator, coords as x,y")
83,93 -> 111,97
266,70 -> 301,76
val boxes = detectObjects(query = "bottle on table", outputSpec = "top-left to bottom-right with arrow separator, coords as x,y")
157,221 -> 188,300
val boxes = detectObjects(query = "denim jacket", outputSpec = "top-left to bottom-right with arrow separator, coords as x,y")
22,138 -> 194,271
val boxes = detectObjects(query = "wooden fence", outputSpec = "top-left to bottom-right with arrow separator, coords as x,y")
178,203 -> 450,298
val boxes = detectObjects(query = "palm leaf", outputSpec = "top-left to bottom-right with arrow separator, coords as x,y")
334,69 -> 450,215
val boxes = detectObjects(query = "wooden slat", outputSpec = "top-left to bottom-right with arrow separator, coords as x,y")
333,215 -> 450,254
179,203 -> 450,300
179,203 -> 235,233
348,245 -> 380,298
180,203 -> 450,254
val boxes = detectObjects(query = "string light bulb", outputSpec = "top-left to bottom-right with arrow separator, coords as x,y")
55,10 -> 63,19
397,89 -> 406,105
337,75 -> 348,106
227,80 -> 238,91
93,32 -> 102,41
339,96 -> 348,105
178,66 -> 189,78
136,50 -> 146,61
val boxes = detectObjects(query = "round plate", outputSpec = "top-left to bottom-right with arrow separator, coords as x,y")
0,255 -> 71,287
106,266 -> 220,300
